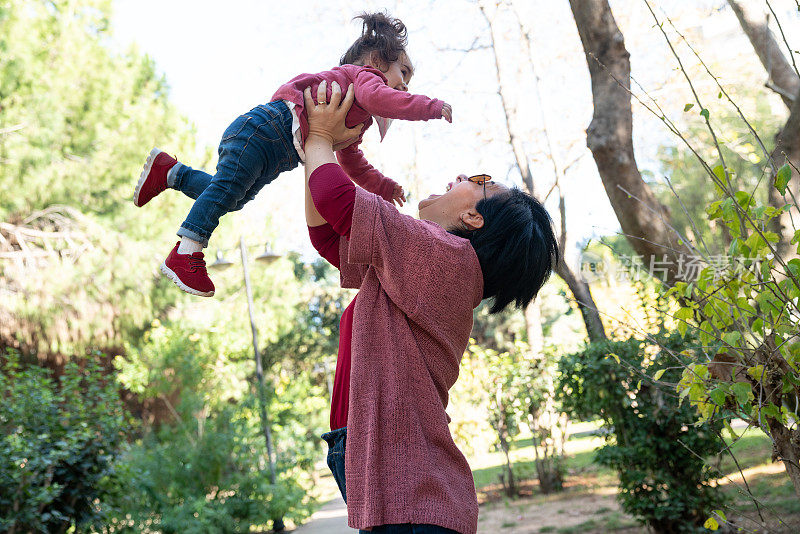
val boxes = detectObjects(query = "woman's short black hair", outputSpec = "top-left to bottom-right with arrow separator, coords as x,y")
452,189 -> 559,314
339,12 -> 408,68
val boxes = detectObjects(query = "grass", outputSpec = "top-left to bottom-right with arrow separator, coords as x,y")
473,421 -> 799,532
470,424 -> 613,492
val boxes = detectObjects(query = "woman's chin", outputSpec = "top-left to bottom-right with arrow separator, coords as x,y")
418,194 -> 440,212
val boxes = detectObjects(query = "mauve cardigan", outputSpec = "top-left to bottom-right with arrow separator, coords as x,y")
308,163 -> 482,534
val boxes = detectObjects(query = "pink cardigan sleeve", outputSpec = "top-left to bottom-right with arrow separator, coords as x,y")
353,69 -> 444,122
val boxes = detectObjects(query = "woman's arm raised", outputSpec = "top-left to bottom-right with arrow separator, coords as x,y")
303,81 -> 362,228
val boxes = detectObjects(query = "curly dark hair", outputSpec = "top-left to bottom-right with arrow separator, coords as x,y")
339,12 -> 409,68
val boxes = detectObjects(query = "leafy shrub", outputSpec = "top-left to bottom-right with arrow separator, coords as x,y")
106,319 -> 323,532
0,350 -> 129,533
558,333 -> 725,533
666,166 -> 800,497
104,399 -> 315,533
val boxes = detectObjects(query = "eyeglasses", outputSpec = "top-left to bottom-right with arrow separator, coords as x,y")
467,174 -> 493,199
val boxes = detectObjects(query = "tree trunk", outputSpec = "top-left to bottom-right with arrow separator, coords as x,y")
496,419 -> 517,497
556,259 -> 607,342
479,2 -> 607,339
569,0 -> 691,284
727,0 -> 800,256
525,301 -> 544,354
767,90 -> 800,258
726,0 -> 799,108
770,420 -> 800,497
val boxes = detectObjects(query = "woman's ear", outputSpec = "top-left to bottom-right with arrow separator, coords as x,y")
460,209 -> 484,230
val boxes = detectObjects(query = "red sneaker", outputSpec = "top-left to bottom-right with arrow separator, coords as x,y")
160,242 -> 215,297
134,148 -> 177,207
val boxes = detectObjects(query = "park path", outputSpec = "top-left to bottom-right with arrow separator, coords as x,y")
292,494 -> 354,533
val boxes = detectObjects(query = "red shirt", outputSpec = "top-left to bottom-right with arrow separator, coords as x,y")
307,221 -> 353,430
306,163 -> 357,431
330,296 -> 355,430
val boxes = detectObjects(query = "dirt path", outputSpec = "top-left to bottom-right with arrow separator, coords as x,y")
292,485 -> 634,534
291,494 -> 354,533
477,485 -> 638,533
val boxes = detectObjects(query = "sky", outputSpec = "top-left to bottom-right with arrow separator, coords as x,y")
110,0 -> 800,265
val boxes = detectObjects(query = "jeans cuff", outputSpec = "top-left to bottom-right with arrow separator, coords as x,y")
167,161 -> 185,188
177,225 -> 209,247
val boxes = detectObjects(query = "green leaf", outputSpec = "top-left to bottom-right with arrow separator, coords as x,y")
788,258 -> 800,278
775,164 -> 792,195
709,386 -> 727,406
606,352 -> 620,364
714,510 -> 727,522
674,307 -> 693,321
722,331 -> 741,347
700,108 -> 710,120
653,369 -> 666,381
746,365 -> 765,381
731,381 -> 753,405
712,164 -> 726,182
684,103 -> 694,111
734,191 -> 751,208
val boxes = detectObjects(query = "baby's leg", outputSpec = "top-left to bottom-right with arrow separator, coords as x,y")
169,164 -> 213,199
176,103 -> 298,247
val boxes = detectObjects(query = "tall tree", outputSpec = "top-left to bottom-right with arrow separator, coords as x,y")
478,1 -> 607,342
568,0 -> 691,285
727,0 -> 800,258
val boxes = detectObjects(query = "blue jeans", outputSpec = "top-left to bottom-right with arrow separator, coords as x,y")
361,525 -> 460,534
321,426 -> 347,503
322,428 -> 459,534
172,101 -> 299,246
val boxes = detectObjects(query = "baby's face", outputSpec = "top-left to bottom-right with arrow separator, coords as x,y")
382,53 -> 414,92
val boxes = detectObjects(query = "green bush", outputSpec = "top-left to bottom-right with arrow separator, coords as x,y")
104,399 -> 315,533
557,332 -> 725,533
0,350 -> 129,533
106,319 -> 323,532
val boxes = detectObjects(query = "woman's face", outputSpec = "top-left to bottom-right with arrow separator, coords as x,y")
418,175 -> 508,230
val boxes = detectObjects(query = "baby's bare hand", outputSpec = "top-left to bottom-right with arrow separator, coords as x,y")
392,184 -> 406,207
441,102 -> 453,123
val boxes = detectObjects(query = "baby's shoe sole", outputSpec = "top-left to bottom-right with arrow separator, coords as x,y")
160,262 -> 215,297
133,147 -> 165,207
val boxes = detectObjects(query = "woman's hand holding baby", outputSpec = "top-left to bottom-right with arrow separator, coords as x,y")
304,81 -> 363,147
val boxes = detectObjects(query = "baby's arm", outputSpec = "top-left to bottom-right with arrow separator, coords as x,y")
354,70 -> 449,123
336,143 -> 403,205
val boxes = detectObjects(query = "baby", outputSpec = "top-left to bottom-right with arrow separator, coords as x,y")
133,12 -> 452,297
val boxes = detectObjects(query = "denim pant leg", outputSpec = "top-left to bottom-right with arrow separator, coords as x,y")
177,101 -> 298,246
171,163 -> 213,200
321,427 -> 347,503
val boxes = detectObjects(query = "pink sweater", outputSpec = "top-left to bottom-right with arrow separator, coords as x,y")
272,65 -> 444,201
336,184 -> 482,534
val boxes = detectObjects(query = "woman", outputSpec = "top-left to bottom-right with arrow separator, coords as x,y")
303,81 -> 558,534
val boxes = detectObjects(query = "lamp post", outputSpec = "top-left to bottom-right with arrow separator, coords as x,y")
210,237 -> 284,532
